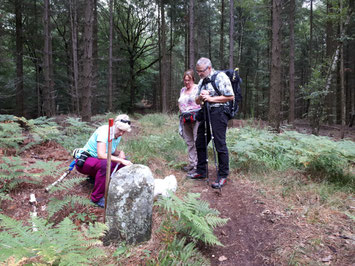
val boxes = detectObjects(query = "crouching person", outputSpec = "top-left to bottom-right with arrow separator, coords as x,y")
74,114 -> 133,207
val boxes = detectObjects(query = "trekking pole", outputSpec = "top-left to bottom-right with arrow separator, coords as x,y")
203,102 -> 209,185
104,118 -> 114,223
45,160 -> 76,192
205,102 -> 221,194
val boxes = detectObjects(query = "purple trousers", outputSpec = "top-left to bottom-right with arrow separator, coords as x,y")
75,157 -> 123,202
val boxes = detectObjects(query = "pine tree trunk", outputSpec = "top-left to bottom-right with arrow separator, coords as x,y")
288,0 -> 295,125
189,0 -> 194,69
220,0 -> 225,69
229,0 -> 234,69
15,0 -> 24,116
43,0 -> 55,117
81,0 -> 93,122
108,0 -> 113,112
69,0 -> 79,115
268,0 -> 282,132
92,0 -> 98,115
161,0 -> 168,112
339,0 -> 345,138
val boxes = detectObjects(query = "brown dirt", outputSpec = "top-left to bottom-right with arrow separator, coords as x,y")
0,120 -> 354,265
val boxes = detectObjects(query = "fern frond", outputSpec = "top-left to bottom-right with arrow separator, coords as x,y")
47,195 -> 92,218
0,214 -> 106,264
156,192 -> 229,246
49,177 -> 87,193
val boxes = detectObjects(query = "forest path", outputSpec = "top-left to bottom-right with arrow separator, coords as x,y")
186,171 -> 296,265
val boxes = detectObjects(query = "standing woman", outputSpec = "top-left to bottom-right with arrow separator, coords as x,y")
75,114 -> 133,207
178,69 -> 201,177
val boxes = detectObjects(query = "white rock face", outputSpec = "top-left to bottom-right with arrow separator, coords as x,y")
104,164 -> 154,245
154,175 -> 177,197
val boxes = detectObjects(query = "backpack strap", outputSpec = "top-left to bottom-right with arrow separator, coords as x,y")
210,72 -> 222,96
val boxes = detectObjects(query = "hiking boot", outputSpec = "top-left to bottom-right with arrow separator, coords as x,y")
91,197 -> 105,208
87,176 -> 95,184
211,178 -> 227,189
188,173 -> 206,180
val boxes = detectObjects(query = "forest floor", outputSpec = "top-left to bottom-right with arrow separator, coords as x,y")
1,119 -> 354,265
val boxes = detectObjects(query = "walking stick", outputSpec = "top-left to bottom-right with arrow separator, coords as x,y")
203,102 -> 209,185
205,102 -> 222,194
45,160 -> 76,192
104,118 -> 114,223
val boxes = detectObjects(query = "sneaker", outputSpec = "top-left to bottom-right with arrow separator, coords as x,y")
211,178 -> 227,189
188,173 -> 206,180
91,197 -> 105,208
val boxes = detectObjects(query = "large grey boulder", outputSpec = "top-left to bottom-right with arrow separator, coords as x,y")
104,164 -> 155,245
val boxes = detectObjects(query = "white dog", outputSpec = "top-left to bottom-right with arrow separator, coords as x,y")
154,175 -> 177,197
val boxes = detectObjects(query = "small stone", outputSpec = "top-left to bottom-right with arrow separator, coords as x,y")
321,255 -> 332,262
218,255 -> 227,262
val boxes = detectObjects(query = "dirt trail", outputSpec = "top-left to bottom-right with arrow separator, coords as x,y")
186,171 -> 295,265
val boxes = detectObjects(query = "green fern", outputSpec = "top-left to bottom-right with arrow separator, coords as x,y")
47,195 -> 93,219
0,214 -> 107,265
49,176 -> 87,193
0,114 -> 16,122
0,157 -> 41,199
147,236 -> 208,265
0,122 -> 25,152
155,193 -> 229,246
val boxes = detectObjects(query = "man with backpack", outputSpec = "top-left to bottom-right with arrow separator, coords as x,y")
190,57 -> 235,189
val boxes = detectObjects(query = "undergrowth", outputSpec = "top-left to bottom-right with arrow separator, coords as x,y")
0,157 -> 61,202
0,214 -> 107,265
228,127 -> 355,190
155,192 -> 229,246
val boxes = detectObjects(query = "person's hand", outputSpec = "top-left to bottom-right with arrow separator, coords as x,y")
118,150 -> 126,159
200,90 -> 209,96
121,159 -> 133,166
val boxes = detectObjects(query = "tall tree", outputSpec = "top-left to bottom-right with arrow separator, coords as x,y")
268,0 -> 281,131
288,0 -> 295,125
114,2 -> 159,111
92,0 -> 98,115
220,0 -> 225,69
15,0 -> 24,116
188,0 -> 194,69
309,0 -> 313,73
43,0 -> 55,116
108,0 -> 113,112
339,0 -> 345,138
81,0 -> 94,122
229,0 -> 234,69
69,0 -> 79,114
161,0 -> 168,112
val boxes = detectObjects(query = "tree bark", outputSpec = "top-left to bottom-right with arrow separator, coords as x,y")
69,0 -> 80,115
161,0 -> 168,112
309,0 -> 313,73
92,0 -> 98,115
15,0 -> 24,117
229,0 -> 234,69
108,0 -> 113,112
288,0 -> 295,125
43,0 -> 55,117
339,0 -> 345,138
268,0 -> 282,132
220,0 -> 225,69
81,0 -> 94,122
189,0 -> 194,69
